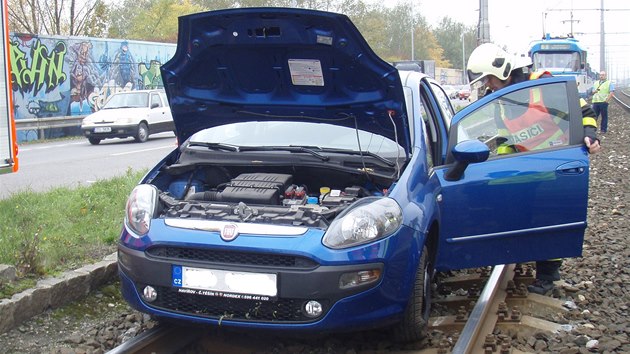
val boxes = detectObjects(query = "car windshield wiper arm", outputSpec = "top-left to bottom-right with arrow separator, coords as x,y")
238,145 -> 329,161
318,147 -> 397,167
187,142 -> 240,151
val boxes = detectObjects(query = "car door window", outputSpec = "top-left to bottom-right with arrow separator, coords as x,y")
431,83 -> 454,126
151,93 -> 162,108
456,82 -> 570,157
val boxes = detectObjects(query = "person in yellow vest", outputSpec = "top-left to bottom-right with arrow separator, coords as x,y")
466,43 -> 601,295
591,71 -> 615,133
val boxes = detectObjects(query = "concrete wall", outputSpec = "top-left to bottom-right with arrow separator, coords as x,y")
436,67 -> 466,85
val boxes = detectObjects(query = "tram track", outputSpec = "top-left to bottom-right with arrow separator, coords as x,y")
104,95 -> 630,354
612,88 -> 630,111
107,263 -> 576,354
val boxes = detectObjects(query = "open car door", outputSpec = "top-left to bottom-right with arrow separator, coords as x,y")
434,76 -> 589,271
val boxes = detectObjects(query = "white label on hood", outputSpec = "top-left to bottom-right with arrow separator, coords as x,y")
288,59 -> 324,86
316,35 -> 333,46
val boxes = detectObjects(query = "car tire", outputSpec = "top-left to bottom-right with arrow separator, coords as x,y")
88,137 -> 101,145
135,122 -> 149,143
393,245 -> 431,343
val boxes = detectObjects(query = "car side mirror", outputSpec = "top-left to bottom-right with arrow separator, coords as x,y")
444,140 -> 490,181
151,103 -> 160,109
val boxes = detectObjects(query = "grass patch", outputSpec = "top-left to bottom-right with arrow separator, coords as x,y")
0,169 -> 146,298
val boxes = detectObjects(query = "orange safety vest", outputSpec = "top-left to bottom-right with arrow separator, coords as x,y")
500,71 -> 568,151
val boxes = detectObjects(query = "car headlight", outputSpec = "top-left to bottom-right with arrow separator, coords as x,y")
323,197 -> 403,249
124,184 -> 158,237
114,116 -> 134,124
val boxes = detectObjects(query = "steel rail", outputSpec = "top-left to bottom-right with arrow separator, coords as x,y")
105,323 -> 205,354
612,89 -> 630,111
450,264 -> 514,354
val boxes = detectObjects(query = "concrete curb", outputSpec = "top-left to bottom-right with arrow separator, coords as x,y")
0,252 -> 118,334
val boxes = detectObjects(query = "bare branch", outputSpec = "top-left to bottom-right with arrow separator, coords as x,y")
73,1 -> 101,35
7,0 -> 35,33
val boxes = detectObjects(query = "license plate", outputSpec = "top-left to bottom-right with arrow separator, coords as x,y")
172,265 -> 277,300
94,127 -> 111,133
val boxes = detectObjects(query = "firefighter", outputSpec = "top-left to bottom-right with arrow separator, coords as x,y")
466,43 -> 601,295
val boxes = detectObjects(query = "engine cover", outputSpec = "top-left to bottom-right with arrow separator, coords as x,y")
219,173 -> 292,205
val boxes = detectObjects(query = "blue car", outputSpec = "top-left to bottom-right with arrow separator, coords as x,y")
118,7 -> 590,342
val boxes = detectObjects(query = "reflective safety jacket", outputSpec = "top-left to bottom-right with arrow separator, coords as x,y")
591,79 -> 613,103
497,70 -> 597,154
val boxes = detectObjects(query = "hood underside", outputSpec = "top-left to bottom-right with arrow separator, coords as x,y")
161,7 -> 410,153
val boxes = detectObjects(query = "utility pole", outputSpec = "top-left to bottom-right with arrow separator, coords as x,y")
561,10 -> 580,36
600,0 -> 605,71
411,27 -> 415,61
462,32 -> 466,84
478,0 -> 490,45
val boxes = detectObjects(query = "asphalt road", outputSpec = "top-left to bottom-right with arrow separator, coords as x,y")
0,132 -> 177,200
0,97 -> 471,201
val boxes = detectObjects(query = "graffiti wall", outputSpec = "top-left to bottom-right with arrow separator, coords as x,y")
9,33 -> 176,140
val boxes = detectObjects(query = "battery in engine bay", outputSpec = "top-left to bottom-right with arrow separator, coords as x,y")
321,187 -> 360,207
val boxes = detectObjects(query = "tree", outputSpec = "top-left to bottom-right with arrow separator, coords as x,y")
81,1 -> 109,37
107,0 -> 203,42
433,16 -> 475,70
8,0 -> 105,36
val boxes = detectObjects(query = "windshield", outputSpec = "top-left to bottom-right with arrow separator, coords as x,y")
532,52 -> 580,72
189,121 -> 404,157
103,92 -> 149,109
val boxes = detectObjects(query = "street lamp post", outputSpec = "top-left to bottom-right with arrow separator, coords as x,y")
462,32 -> 466,84
411,26 -> 415,61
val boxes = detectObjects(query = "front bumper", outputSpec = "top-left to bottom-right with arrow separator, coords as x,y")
81,124 -> 137,139
117,224 -> 420,331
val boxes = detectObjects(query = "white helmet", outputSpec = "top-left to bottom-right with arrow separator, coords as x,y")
466,43 -> 531,85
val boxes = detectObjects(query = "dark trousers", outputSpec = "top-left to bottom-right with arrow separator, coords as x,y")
536,260 -> 562,281
592,102 -> 609,132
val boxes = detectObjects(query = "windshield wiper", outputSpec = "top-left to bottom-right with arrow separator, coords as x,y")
238,145 -> 329,161
318,147 -> 397,167
187,142 -> 239,151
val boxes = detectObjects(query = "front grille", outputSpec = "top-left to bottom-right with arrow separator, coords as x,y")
146,285 -> 327,322
146,246 -> 319,269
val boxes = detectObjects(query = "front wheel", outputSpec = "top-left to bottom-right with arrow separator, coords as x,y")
393,245 -> 432,343
134,122 -> 149,143
88,137 -> 101,145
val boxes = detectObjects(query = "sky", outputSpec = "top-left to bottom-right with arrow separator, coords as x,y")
413,0 -> 630,80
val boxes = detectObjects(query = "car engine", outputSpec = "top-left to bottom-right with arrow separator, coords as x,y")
157,168 -> 386,228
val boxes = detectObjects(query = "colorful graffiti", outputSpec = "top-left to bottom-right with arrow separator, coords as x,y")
8,33 -> 176,140
10,38 -> 67,95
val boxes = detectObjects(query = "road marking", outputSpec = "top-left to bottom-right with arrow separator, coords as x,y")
20,141 -> 85,152
111,145 -> 174,156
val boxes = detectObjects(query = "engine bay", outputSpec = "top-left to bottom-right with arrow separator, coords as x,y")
151,164 -> 394,228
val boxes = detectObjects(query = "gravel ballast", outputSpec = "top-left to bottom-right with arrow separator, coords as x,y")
0,103 -> 628,354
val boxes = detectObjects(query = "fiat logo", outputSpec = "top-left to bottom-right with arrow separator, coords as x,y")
220,224 -> 239,241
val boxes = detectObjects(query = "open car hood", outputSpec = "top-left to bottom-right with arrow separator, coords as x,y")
161,7 -> 410,154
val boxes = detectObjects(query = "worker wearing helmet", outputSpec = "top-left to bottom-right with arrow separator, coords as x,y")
466,43 -> 601,296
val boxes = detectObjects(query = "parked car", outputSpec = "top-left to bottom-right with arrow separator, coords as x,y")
456,84 -> 471,100
442,84 -> 458,99
81,89 -> 173,145
118,8 -> 590,342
